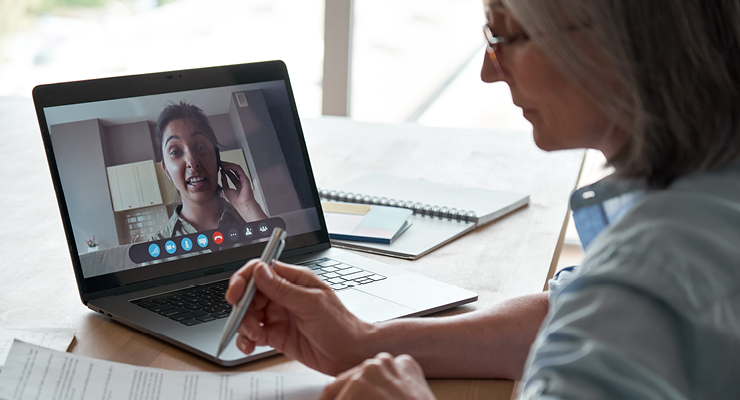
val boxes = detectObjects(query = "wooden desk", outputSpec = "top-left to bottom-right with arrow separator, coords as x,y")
0,96 -> 583,399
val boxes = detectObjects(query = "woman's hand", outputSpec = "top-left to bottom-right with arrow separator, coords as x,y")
219,161 -> 268,221
225,260 -> 375,376
319,353 -> 436,400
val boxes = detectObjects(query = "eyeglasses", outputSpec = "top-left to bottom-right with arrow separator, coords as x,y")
483,22 -> 588,76
482,24 -> 530,76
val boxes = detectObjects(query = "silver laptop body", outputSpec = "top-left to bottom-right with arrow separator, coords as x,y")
33,61 -> 477,367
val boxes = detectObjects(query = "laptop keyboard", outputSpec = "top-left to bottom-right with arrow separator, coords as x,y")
131,281 -> 231,326
131,258 -> 385,326
298,258 -> 386,291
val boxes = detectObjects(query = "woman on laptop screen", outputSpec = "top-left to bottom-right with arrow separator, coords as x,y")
152,102 -> 268,240
227,0 -> 740,398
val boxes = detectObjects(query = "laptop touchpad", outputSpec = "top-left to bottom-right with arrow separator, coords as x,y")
337,289 -> 415,323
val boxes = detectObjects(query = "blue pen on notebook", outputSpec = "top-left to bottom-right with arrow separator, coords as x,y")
217,227 -> 287,357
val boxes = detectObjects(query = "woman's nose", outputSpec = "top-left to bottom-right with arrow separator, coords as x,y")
480,51 -> 505,83
184,150 -> 200,169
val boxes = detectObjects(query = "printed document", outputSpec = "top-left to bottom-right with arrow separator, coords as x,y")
0,340 -> 332,400
0,327 -> 75,369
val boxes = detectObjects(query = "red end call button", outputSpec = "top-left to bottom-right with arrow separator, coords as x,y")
212,231 -> 224,244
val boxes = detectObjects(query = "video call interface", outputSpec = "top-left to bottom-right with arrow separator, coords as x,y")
44,80 -> 322,279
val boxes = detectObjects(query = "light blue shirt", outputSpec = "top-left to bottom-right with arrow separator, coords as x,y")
519,162 -> 740,399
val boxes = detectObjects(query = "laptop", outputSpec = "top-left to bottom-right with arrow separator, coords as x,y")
32,60 -> 477,367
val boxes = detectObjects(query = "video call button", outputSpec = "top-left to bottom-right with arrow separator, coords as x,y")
197,234 -> 208,248
213,231 -> 224,244
128,217 -> 287,264
165,240 -> 177,254
258,224 -> 269,236
148,244 -> 160,258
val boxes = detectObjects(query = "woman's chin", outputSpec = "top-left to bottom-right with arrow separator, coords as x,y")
182,184 -> 217,201
531,129 -> 567,152
532,130 -> 553,151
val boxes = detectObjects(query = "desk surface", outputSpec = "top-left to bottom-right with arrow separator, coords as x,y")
0,96 -> 584,400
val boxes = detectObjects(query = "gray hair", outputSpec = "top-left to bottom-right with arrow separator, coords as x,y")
498,0 -> 740,187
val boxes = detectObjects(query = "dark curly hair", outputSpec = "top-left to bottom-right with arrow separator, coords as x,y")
155,102 -> 220,161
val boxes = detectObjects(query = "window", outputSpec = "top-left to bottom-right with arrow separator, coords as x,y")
0,0 -> 527,130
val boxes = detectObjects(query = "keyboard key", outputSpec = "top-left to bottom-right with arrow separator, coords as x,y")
218,304 -> 232,310
330,283 -> 348,290
196,315 -> 217,322
333,263 -> 353,270
211,312 -> 230,319
184,304 -> 202,310
342,271 -> 374,281
170,310 -> 208,321
133,300 -> 157,308
321,266 -> 339,273
369,275 -> 386,281
160,307 -> 189,317
149,304 -> 175,313
323,272 -> 340,279
338,267 -> 362,276
327,277 -> 346,284
318,260 -> 341,267
180,318 -> 202,326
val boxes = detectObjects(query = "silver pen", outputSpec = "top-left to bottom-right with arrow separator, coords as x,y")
217,227 -> 287,357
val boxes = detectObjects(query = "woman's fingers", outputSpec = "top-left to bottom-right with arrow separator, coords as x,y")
220,169 -> 232,191
237,311 -> 267,341
236,335 -> 256,354
220,167 -> 242,192
252,262 -> 329,315
225,259 -> 261,304
227,260 -> 325,327
221,161 -> 248,182
220,161 -> 251,192
318,353 -> 434,400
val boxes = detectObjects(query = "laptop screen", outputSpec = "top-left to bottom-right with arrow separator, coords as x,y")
34,62 -> 328,296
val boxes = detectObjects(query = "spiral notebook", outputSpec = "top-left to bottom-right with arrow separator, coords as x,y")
319,173 -> 529,259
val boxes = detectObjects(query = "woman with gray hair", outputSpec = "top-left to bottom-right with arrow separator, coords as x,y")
225,0 -> 740,398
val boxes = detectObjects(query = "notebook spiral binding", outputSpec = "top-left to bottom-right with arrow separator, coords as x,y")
318,188 -> 477,223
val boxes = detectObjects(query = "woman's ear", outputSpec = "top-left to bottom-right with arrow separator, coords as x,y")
160,161 -> 172,181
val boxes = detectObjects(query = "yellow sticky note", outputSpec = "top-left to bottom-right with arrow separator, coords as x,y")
321,202 -> 371,215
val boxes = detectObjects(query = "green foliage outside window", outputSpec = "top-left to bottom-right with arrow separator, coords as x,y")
38,0 -> 107,9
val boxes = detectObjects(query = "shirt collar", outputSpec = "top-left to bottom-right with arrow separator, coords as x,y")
170,196 -> 245,235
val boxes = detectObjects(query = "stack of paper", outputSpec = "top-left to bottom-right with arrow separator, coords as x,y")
0,340 -> 332,400
322,202 -> 412,244
0,327 -> 76,370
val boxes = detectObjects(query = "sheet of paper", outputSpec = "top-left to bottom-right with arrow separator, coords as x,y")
0,340 -> 332,400
0,327 -> 76,369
